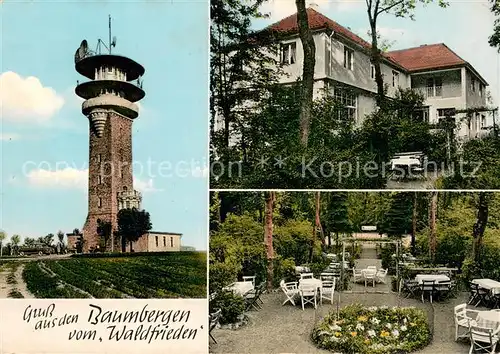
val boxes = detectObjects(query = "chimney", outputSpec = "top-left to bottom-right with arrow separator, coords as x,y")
309,2 -> 319,10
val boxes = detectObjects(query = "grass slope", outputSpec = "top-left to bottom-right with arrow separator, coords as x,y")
22,252 -> 206,299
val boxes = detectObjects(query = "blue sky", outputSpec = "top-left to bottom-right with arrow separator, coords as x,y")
0,0 -> 209,251
257,0 -> 500,106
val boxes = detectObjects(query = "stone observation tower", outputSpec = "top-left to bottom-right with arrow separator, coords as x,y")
74,16 -> 145,252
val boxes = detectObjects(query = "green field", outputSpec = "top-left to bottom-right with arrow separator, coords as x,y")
21,252 -> 206,298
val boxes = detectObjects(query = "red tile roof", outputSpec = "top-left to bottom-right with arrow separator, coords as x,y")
266,7 -> 371,50
386,43 -> 466,72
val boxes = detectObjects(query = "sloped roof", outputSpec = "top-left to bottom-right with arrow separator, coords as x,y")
267,7 -> 371,50
386,43 -> 466,71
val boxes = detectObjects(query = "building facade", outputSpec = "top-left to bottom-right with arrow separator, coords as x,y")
219,8 -> 490,141
132,232 -> 182,252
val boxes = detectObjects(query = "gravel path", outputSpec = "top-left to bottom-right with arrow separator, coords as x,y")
211,245 -> 483,353
211,291 -> 477,354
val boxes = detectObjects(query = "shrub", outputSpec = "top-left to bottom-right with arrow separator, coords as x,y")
312,304 -> 431,354
273,256 -> 296,285
209,290 -> 246,325
210,261 -> 240,294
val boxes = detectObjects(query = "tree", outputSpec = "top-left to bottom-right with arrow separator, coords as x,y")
295,0 -> 316,146
472,192 -> 491,263
56,230 -> 65,254
264,191 -> 275,290
23,237 -> 36,247
324,193 -> 352,247
117,208 -> 152,252
96,219 -> 112,251
380,192 -> 412,237
365,0 -> 447,104
489,0 -> 500,51
0,231 -> 6,257
429,191 -> 438,262
38,234 -> 54,248
11,234 -> 21,249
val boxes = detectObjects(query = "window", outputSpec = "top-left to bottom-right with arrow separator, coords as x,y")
98,198 -> 102,208
392,71 -> 399,87
170,237 -> 174,248
107,66 -> 113,73
343,47 -> 354,70
163,237 -> 166,247
97,175 -> 102,184
126,201 -> 130,209
155,236 -> 159,247
97,154 -> 102,163
333,87 -> 357,122
481,114 -> 486,128
437,108 -> 456,117
413,107 -> 430,122
426,77 -> 442,97
370,64 -> 375,80
280,42 -> 296,65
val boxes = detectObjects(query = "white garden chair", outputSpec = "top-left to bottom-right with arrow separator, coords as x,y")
364,271 -> 376,287
454,303 -> 479,341
468,324 -> 500,353
299,284 -> 317,310
242,276 -> 256,286
320,279 -> 336,305
300,273 -> 314,280
367,265 -> 377,271
280,280 -> 299,306
375,269 -> 388,284
353,269 -> 363,283
320,273 -> 335,281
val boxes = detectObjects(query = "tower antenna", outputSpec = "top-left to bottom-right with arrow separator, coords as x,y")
108,15 -> 112,54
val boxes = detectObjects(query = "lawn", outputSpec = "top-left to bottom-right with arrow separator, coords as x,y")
22,252 -> 207,299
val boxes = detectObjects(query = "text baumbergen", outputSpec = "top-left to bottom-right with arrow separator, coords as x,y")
88,304 -> 199,342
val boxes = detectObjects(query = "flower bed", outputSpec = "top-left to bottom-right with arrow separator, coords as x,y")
312,304 -> 431,354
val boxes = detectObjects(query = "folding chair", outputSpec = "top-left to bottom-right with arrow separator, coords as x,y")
454,304 -> 478,341
299,284 -> 317,310
209,309 -> 222,344
421,280 -> 436,303
320,279 -> 336,305
353,268 -> 363,283
367,266 -> 377,271
399,279 -> 419,298
468,324 -> 500,354
255,282 -> 266,305
471,284 -> 491,307
320,273 -> 335,282
364,271 -> 376,288
242,276 -> 256,286
280,280 -> 299,306
244,287 -> 262,311
300,273 -> 314,280
375,269 -> 388,284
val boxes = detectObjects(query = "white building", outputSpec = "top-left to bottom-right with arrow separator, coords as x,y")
219,8 -> 490,141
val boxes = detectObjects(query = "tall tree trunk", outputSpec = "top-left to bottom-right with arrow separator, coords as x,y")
315,192 -> 324,245
472,192 -> 489,264
295,0 -> 316,146
264,192 -> 275,290
368,14 -> 385,106
429,192 -> 438,263
411,192 -> 417,255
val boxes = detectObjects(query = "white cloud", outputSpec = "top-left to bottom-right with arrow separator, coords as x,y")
0,71 -> 65,122
0,133 -> 20,141
26,167 -> 160,193
134,178 -> 162,192
26,167 -> 88,189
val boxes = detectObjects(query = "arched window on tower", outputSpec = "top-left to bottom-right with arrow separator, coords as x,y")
98,198 -> 102,208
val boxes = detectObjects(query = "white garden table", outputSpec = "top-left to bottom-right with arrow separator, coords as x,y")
415,274 -> 450,284
299,278 -> 322,291
227,281 -> 254,296
472,279 -> 500,295
476,310 -> 500,330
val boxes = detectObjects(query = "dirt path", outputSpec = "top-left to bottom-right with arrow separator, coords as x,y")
14,264 -> 34,298
0,264 -> 9,298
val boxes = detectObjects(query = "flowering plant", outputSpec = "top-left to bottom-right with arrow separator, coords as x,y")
312,304 -> 430,354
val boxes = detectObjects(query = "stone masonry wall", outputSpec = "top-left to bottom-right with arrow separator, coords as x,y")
82,110 -> 134,251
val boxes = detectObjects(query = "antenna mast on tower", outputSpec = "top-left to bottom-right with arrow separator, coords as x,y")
109,15 -> 112,54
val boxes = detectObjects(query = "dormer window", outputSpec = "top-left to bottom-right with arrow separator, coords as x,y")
280,42 -> 296,65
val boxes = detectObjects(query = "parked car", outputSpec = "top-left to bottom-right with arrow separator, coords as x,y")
17,243 -> 55,256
